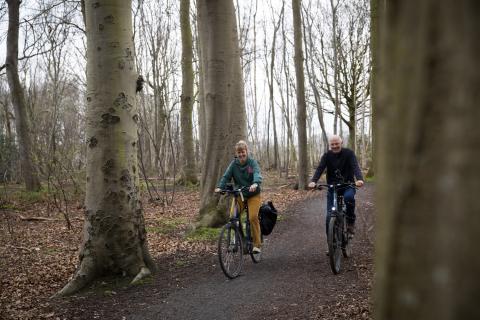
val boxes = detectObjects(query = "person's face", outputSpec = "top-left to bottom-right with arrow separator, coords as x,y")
329,138 -> 342,153
236,148 -> 248,164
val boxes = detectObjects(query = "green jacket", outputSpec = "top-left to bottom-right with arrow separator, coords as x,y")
218,157 -> 263,198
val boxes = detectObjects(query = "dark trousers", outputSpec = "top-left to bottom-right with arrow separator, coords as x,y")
325,186 -> 356,234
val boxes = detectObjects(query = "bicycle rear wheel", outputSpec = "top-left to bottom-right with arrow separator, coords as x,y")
328,216 -> 343,274
218,223 -> 244,279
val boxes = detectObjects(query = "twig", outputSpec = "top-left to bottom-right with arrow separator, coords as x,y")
19,215 -> 61,222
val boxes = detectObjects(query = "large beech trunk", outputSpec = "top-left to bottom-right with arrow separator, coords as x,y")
375,1 -> 480,319
196,0 -> 246,227
57,0 -> 155,296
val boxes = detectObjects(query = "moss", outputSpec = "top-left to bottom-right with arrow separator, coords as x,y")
146,217 -> 187,234
174,259 -> 188,267
186,227 -> 220,242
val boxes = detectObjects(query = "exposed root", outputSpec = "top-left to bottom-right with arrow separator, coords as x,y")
130,266 -> 151,285
54,258 -> 96,297
142,242 -> 157,273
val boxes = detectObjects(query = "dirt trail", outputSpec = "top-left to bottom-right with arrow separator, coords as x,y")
57,184 -> 374,320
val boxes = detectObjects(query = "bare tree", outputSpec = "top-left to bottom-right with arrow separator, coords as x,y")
180,0 -> 197,185
5,0 -> 41,191
196,0 -> 246,226
58,0 -> 155,296
292,0 -> 308,189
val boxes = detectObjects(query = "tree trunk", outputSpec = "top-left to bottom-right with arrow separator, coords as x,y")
180,0 -> 197,185
330,0 -> 341,135
267,4 -> 284,171
197,0 -> 246,227
57,0 -> 155,296
375,1 -> 480,319
367,0 -> 381,178
303,10 -> 328,149
292,0 -> 308,190
5,0 -> 41,192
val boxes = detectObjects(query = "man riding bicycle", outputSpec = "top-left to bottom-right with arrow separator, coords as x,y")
308,135 -> 364,235
214,140 -> 263,254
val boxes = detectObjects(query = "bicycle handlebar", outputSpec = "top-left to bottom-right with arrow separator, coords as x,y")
312,182 -> 357,190
215,186 -> 250,195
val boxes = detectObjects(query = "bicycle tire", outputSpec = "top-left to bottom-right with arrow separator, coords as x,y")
218,223 -> 244,279
328,216 -> 343,274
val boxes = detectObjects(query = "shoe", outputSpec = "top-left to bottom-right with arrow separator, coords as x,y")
347,223 -> 355,235
252,247 -> 261,254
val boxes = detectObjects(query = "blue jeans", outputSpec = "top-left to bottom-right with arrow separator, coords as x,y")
325,186 -> 356,234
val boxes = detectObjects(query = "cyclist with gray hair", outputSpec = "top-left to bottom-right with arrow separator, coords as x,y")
308,135 -> 364,235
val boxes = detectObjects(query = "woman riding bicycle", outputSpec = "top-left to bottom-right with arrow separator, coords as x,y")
214,140 -> 263,254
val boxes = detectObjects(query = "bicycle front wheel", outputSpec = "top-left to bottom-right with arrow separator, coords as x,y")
328,216 -> 343,274
218,223 -> 244,279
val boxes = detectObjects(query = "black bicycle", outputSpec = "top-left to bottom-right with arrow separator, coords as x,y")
315,182 -> 356,274
216,186 -> 262,279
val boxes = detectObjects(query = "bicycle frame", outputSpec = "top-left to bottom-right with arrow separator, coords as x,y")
315,182 -> 355,274
330,187 -> 345,221
224,188 -> 254,253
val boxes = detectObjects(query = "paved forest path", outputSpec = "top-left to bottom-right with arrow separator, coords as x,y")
58,184 -> 374,320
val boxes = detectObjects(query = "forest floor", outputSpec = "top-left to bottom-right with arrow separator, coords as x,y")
0,179 -> 375,320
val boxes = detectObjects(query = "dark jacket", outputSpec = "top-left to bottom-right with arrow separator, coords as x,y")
218,157 -> 262,198
311,148 -> 363,184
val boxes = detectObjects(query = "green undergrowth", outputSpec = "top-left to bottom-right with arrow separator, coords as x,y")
146,217 -> 187,234
186,227 -> 220,242
0,201 -> 18,210
13,189 -> 50,204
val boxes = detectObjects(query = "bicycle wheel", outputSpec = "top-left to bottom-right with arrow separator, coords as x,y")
218,223 -> 244,279
327,216 -> 343,274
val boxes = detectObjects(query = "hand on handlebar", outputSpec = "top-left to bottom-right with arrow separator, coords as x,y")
308,182 -> 316,189
355,180 -> 364,188
249,183 -> 258,192
214,187 -> 221,193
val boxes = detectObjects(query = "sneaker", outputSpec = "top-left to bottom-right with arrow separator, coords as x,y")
252,247 -> 261,254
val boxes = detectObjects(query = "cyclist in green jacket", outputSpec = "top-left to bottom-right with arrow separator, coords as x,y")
215,140 -> 263,253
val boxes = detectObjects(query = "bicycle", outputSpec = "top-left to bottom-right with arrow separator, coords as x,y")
216,185 -> 262,279
315,182 -> 356,274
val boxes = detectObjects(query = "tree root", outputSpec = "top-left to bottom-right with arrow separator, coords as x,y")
54,258 -> 96,297
142,242 -> 157,273
130,266 -> 151,285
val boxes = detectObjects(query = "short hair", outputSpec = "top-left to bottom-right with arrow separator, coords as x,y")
328,135 -> 343,144
235,140 -> 248,151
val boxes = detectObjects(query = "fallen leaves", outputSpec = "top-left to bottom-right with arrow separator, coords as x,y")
0,187 -> 310,320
